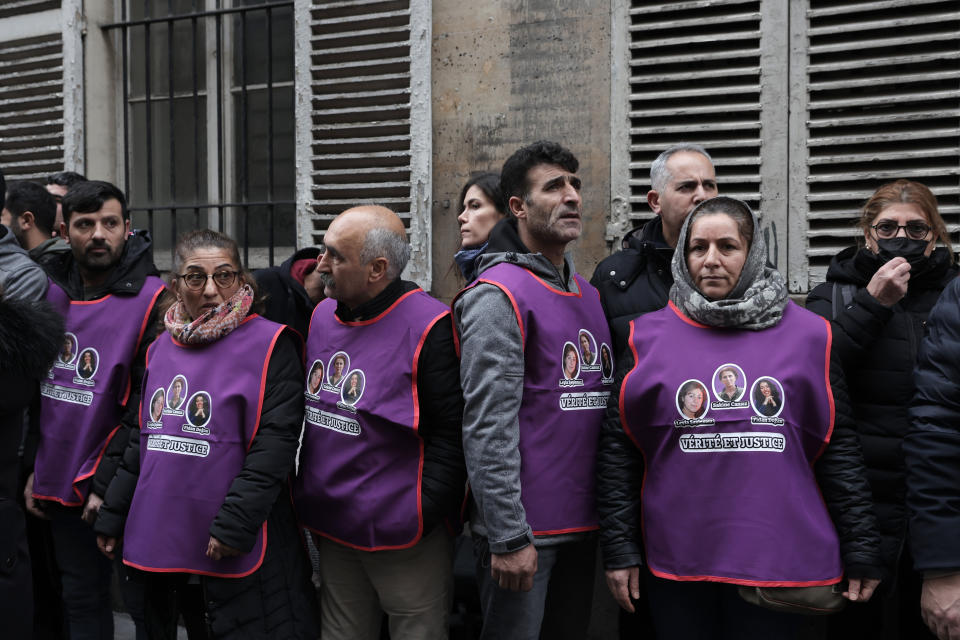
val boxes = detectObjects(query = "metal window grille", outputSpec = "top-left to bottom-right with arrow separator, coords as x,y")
103,0 -> 296,269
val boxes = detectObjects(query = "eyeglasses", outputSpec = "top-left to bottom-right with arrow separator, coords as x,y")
177,270 -> 240,291
871,220 -> 932,240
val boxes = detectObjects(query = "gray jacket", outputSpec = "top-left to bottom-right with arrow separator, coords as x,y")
0,226 -> 47,301
454,229 -> 587,554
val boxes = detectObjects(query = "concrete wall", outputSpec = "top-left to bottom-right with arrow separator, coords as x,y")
430,0 -> 613,302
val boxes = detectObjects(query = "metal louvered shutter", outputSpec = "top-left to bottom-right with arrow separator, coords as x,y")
297,0 -> 432,288
0,1 -> 83,182
611,0 -> 771,243
796,0 -> 960,289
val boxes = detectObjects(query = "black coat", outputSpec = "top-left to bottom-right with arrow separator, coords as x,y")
905,276 -> 960,573
591,217 -> 675,359
254,247 -> 322,340
0,294 -> 64,640
807,246 -> 957,575
96,331 -> 319,638
596,318 -> 882,578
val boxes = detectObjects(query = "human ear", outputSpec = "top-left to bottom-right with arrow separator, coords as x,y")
647,190 -> 662,215
509,195 -> 526,219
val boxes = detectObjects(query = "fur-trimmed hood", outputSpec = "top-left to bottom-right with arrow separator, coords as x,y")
0,294 -> 64,379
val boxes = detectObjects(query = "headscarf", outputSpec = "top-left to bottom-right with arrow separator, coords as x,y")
668,197 -> 789,330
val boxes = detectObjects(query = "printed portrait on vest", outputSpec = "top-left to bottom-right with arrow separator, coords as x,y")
562,342 -> 580,380
340,370 -> 365,405
752,377 -> 784,417
149,388 -> 165,423
60,332 -> 78,364
600,343 -> 614,380
677,379 -> 709,420
579,330 -> 596,365
167,375 -> 187,410
714,364 -> 746,402
187,391 -> 211,427
328,352 -> 348,387
76,348 -> 98,379
307,360 -> 324,396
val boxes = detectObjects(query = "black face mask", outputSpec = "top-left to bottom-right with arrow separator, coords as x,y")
875,237 -> 930,268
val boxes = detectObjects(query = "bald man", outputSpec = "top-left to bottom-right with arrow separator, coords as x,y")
292,206 -> 466,640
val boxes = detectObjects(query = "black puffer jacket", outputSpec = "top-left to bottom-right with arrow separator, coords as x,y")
597,331 -> 882,576
807,246 -> 957,576
591,218 -> 674,359
904,276 -> 960,573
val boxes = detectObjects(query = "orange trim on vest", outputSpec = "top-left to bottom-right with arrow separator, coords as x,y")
335,288 -> 423,326
648,565 -> 843,589
667,300 -> 711,328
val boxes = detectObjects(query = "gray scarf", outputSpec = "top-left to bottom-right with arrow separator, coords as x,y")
668,199 -> 789,330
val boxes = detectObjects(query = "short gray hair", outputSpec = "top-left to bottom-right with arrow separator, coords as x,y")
359,227 -> 410,280
650,144 -> 713,192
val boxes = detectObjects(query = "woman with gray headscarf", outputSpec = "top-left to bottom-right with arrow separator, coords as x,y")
596,196 -> 883,638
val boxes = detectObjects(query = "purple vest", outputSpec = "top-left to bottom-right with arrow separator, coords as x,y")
34,277 -> 165,505
122,315 -> 287,577
620,301 -> 843,586
293,289 -> 451,550
462,263 -> 613,535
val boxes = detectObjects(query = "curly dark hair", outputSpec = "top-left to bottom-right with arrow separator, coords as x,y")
500,140 -> 579,206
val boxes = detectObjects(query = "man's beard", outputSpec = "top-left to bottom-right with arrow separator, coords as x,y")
77,242 -> 123,272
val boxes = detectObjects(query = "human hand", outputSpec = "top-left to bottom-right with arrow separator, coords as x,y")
82,492 -> 104,525
491,544 -> 538,592
921,574 -> 960,639
206,536 -> 242,561
23,472 -> 46,519
866,257 -> 910,306
844,576 -> 881,602
97,535 -> 118,560
605,566 -> 641,612
764,396 -> 776,406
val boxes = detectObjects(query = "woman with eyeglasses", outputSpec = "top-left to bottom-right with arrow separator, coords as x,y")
93,229 -> 318,639
806,180 -> 957,640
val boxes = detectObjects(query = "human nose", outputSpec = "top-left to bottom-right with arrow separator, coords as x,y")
692,183 -> 708,204
457,208 -> 469,225
201,274 -> 219,297
894,225 -> 908,238
703,244 -> 721,266
317,250 -> 331,273
562,182 -> 581,206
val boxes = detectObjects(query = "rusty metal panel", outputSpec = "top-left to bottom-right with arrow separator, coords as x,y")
802,0 -> 960,288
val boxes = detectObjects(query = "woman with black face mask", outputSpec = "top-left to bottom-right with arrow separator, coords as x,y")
807,179 -> 957,640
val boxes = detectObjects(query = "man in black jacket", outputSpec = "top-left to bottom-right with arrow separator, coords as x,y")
905,277 -> 960,640
254,246 -> 324,338
23,180 -> 168,640
591,144 -> 718,357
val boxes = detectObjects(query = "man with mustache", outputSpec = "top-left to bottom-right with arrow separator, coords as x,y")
294,206 -> 466,640
454,141 -> 612,639
23,180 -> 166,639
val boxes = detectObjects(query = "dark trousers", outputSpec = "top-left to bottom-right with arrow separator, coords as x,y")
473,534 -> 596,640
645,573 -> 817,640
49,511 -> 114,640
140,572 -> 208,640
